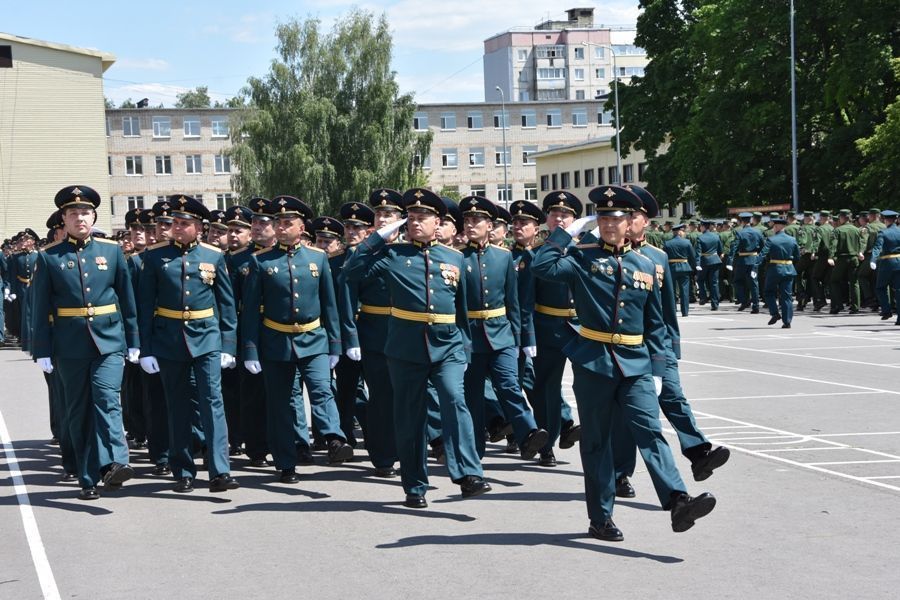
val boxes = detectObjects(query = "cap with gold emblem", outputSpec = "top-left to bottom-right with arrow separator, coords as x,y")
45,210 -> 64,231
209,209 -> 228,230
224,205 -> 253,228
266,195 -> 314,220
402,188 -> 446,217
622,184 -> 659,218
509,200 -> 545,224
124,208 -> 144,228
168,194 -> 211,221
54,185 -> 101,210
339,202 -> 375,226
151,199 -> 175,223
248,197 -> 272,220
587,185 -> 641,217
541,190 -> 583,217
440,196 -> 463,226
368,188 -> 404,212
495,204 -> 512,226
459,195 -> 498,219
312,216 -> 344,239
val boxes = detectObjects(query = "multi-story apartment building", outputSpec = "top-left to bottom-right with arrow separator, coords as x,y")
483,7 -> 648,103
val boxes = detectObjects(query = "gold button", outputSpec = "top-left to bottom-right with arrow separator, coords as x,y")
87,302 -> 92,307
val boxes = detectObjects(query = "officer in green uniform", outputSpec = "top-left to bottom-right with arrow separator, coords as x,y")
343,188 -> 489,509
870,210 -> 899,323
728,212 -> 765,313
811,211 -> 834,311
10,229 -> 39,346
121,209 -> 148,450
663,224 -> 696,317
859,208 -> 885,310
532,185 -> 716,542
457,195 -> 548,460
795,213 -> 818,310
694,219 -> 723,310
718,220 -> 736,302
828,209 -> 864,314
138,195 -> 240,494
757,217 -> 800,327
31,185 -> 140,500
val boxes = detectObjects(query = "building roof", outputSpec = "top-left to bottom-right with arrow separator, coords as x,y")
532,135 -> 615,158
0,32 -> 116,72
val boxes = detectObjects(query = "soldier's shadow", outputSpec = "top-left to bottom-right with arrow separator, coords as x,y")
375,532 -> 683,562
211,499 -> 477,522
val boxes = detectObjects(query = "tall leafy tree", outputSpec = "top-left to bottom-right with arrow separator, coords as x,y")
175,86 -> 212,109
228,10 -> 431,215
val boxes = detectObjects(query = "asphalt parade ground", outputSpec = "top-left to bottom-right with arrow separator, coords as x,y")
2,305 -> 899,600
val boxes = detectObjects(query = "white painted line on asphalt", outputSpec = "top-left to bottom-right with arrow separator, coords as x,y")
764,447 -> 848,453
679,369 -> 738,374
702,425 -> 761,430
806,460 -> 900,466
683,340 -> 900,369
0,409 -> 61,600
689,391 -> 880,402
812,432 -> 900,438
864,476 -> 900,480
761,344 -> 900,351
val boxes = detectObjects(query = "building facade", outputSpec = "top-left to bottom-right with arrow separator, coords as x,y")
0,33 -> 114,238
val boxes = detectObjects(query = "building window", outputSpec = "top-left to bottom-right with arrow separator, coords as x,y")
216,193 -> 235,210
186,154 -> 202,174
106,118 -> 111,137
638,162 -> 648,180
572,109 -> 588,127
215,154 -> 231,174
574,46 -> 584,60
584,169 -> 594,187
594,46 -> 605,59
551,174 -> 558,189
0,45 -> 12,68
469,185 -> 486,197
598,110 -> 613,125
574,170 -> 581,188
125,156 -> 143,176
597,168 -> 604,185
468,147 -> 485,168
107,156 -> 112,175
493,111 -> 509,129
495,147 -> 510,166
152,116 -> 171,138
183,117 -> 201,137
517,48 -> 528,61
155,155 -> 172,175
618,66 -> 646,77
540,175 -> 549,192
574,68 -> 585,81
467,112 -> 483,129
441,148 -> 458,169
595,68 -> 606,79
413,153 -> 432,170
546,110 -> 561,127
211,117 -> 229,137
575,90 -> 585,100
497,184 -> 512,203
518,90 -> 531,101
521,111 -> 536,128
537,89 -> 565,100
611,44 -> 646,56
535,45 -> 565,58
522,145 -> 538,165
623,164 -> 634,182
537,68 -> 566,80
561,172 -> 570,189
440,112 -> 456,130
127,196 -> 145,211
413,112 -> 428,130
524,183 -> 537,201
123,116 -> 140,137
608,166 -> 619,185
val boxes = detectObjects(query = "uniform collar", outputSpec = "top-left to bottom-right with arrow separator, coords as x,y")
412,239 -> 437,249
67,236 -> 92,251
467,240 -> 490,251
631,237 -> 647,248
174,239 -> 198,253
602,241 -> 631,255
278,242 -> 303,252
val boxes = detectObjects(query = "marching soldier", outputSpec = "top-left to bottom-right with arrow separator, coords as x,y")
795,213 -> 819,310
827,209 -> 864,314
727,212 -> 765,313
343,188 -> 490,508
718,219 -> 736,302
870,210 -> 900,323
757,217 -> 800,328
138,195 -> 240,494
663,224 -> 696,317
859,208 -> 885,311
31,185 -> 140,500
241,196 -> 353,485
695,219 -> 723,310
811,210 -> 834,311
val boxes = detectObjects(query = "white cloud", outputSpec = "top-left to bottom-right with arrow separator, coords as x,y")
397,70 -> 484,104
201,11 -> 274,44
113,58 -> 170,71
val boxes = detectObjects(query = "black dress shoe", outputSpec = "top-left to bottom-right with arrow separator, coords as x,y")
50,437 -> 59,446
538,450 -> 557,467
102,462 -> 135,487
782,323 -> 791,328
670,492 -> 717,532
209,474 -> 240,493
280,468 -> 300,484
487,418 -> 513,443
559,423 -> 582,449
589,519 -> 624,542
174,477 -> 194,493
768,315 -> 781,325
615,476 -> 636,498
849,308 -> 860,314
152,463 -> 172,476
297,447 -> 315,465
519,428 -> 549,460
691,446 -> 730,481
311,439 -> 327,452
373,466 -> 398,478
737,303 -> 749,311
327,439 -> 354,464
750,307 -> 760,314
404,494 -> 427,508
248,458 -> 269,468
459,475 -> 492,498
503,436 -> 519,454
61,472 -> 78,483
229,445 -> 244,457
78,487 -> 99,501
881,313 -> 893,320
430,440 -> 446,464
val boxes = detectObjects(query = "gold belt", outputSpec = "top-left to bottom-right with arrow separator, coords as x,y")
57,304 -> 117,318
359,304 -> 391,315
156,307 -> 215,320
701,253 -> 717,256
770,259 -> 793,265
262,317 -> 321,334
390,307 -> 455,324
535,304 -> 577,318
668,258 -> 688,263
468,307 -> 506,320
738,252 -> 758,257
879,254 -> 900,260
16,275 -> 31,283
579,326 -> 643,346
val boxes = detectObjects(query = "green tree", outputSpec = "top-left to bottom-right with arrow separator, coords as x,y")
228,9 -> 431,215
175,86 -> 212,109
854,58 -> 900,201
104,97 -> 115,109
118,98 -> 136,108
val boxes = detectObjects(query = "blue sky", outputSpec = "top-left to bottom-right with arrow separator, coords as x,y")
4,0 -> 639,105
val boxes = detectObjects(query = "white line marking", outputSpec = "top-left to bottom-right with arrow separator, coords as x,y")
806,460 -> 900,466
679,369 -> 738,375
812,432 -> 900,438
683,340 -> 900,368
701,425 -> 761,430
689,391 -> 880,402
0,409 -> 61,600
764,447 -> 849,453
864,476 -> 900,480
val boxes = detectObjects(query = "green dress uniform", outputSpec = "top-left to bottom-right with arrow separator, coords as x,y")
138,196 -> 238,489
663,229 -> 696,316
859,211 -> 886,308
31,186 -> 139,495
695,226 -> 723,309
728,216 -> 765,311
342,189 -> 487,503
795,217 -> 819,309
757,225 -> 801,326
871,212 -> 900,322
0,252 -> 7,342
533,186 -> 708,537
718,226 -> 736,302
828,211 -> 864,313
10,241 -> 38,342
811,213 -> 835,310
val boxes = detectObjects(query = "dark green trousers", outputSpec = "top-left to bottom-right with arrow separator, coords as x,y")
360,351 -> 398,469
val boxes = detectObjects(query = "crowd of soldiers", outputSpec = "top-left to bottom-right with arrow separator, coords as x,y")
3,182 -> 898,542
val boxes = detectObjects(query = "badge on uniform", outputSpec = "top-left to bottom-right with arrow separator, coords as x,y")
309,262 -> 319,277
440,263 -> 459,287
95,256 -> 108,271
199,262 -> 216,285
632,270 -> 653,290
240,265 -> 250,276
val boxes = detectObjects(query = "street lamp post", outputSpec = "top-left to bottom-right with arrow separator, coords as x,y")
582,42 -> 621,184
495,86 -> 510,207
790,0 -> 799,212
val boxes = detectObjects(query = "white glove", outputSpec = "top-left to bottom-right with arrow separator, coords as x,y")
220,353 -> 236,369
870,262 -> 877,270
37,357 -> 53,374
377,218 -> 407,239
589,227 -> 600,239
695,265 -> 702,271
750,270 -> 757,279
857,253 -> 865,261
329,355 -> 340,369
8,293 -> 16,301
3,289 -> 10,301
244,360 -> 262,374
346,347 -> 362,361
127,348 -> 140,363
139,356 -> 160,374
565,216 -> 595,237
523,346 -> 537,358
827,258 -> 835,267
725,265 -> 733,271
653,376 -> 662,397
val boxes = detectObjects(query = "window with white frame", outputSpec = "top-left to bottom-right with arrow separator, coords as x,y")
574,170 -> 581,188
546,109 -> 562,127
608,166 -> 619,184
440,112 -> 456,130
413,153 -> 432,169
524,183 -> 537,201
517,48 -> 528,61
106,118 -> 111,137
125,156 -> 143,175
522,145 -> 538,165
211,117 -> 229,137
155,155 -> 172,175
183,117 -> 201,137
468,148 -> 485,168
497,184 -> 512,203
574,68 -> 585,81
623,163 -> 634,182
152,116 -> 171,138
638,162 -> 648,180
441,148 -> 458,169
611,44 -> 646,56
535,45 -> 565,58
467,112 -> 483,129
598,109 -> 613,125
595,67 -> 606,79
493,111 -> 509,129
520,110 -> 536,128
561,172 -> 570,189
413,112 -> 428,130
618,66 -> 646,77
575,90 -> 586,100
572,109 -> 588,127
156,195 -> 167,203
127,195 -> 145,210
186,154 -> 202,174
539,175 -> 549,192
574,46 -> 584,60
123,116 -> 140,136
584,169 -> 594,187
469,185 -> 486,197
495,147 -> 510,166
593,46 -> 605,59
537,68 -> 565,80
214,154 -> 231,173
216,193 -> 235,210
